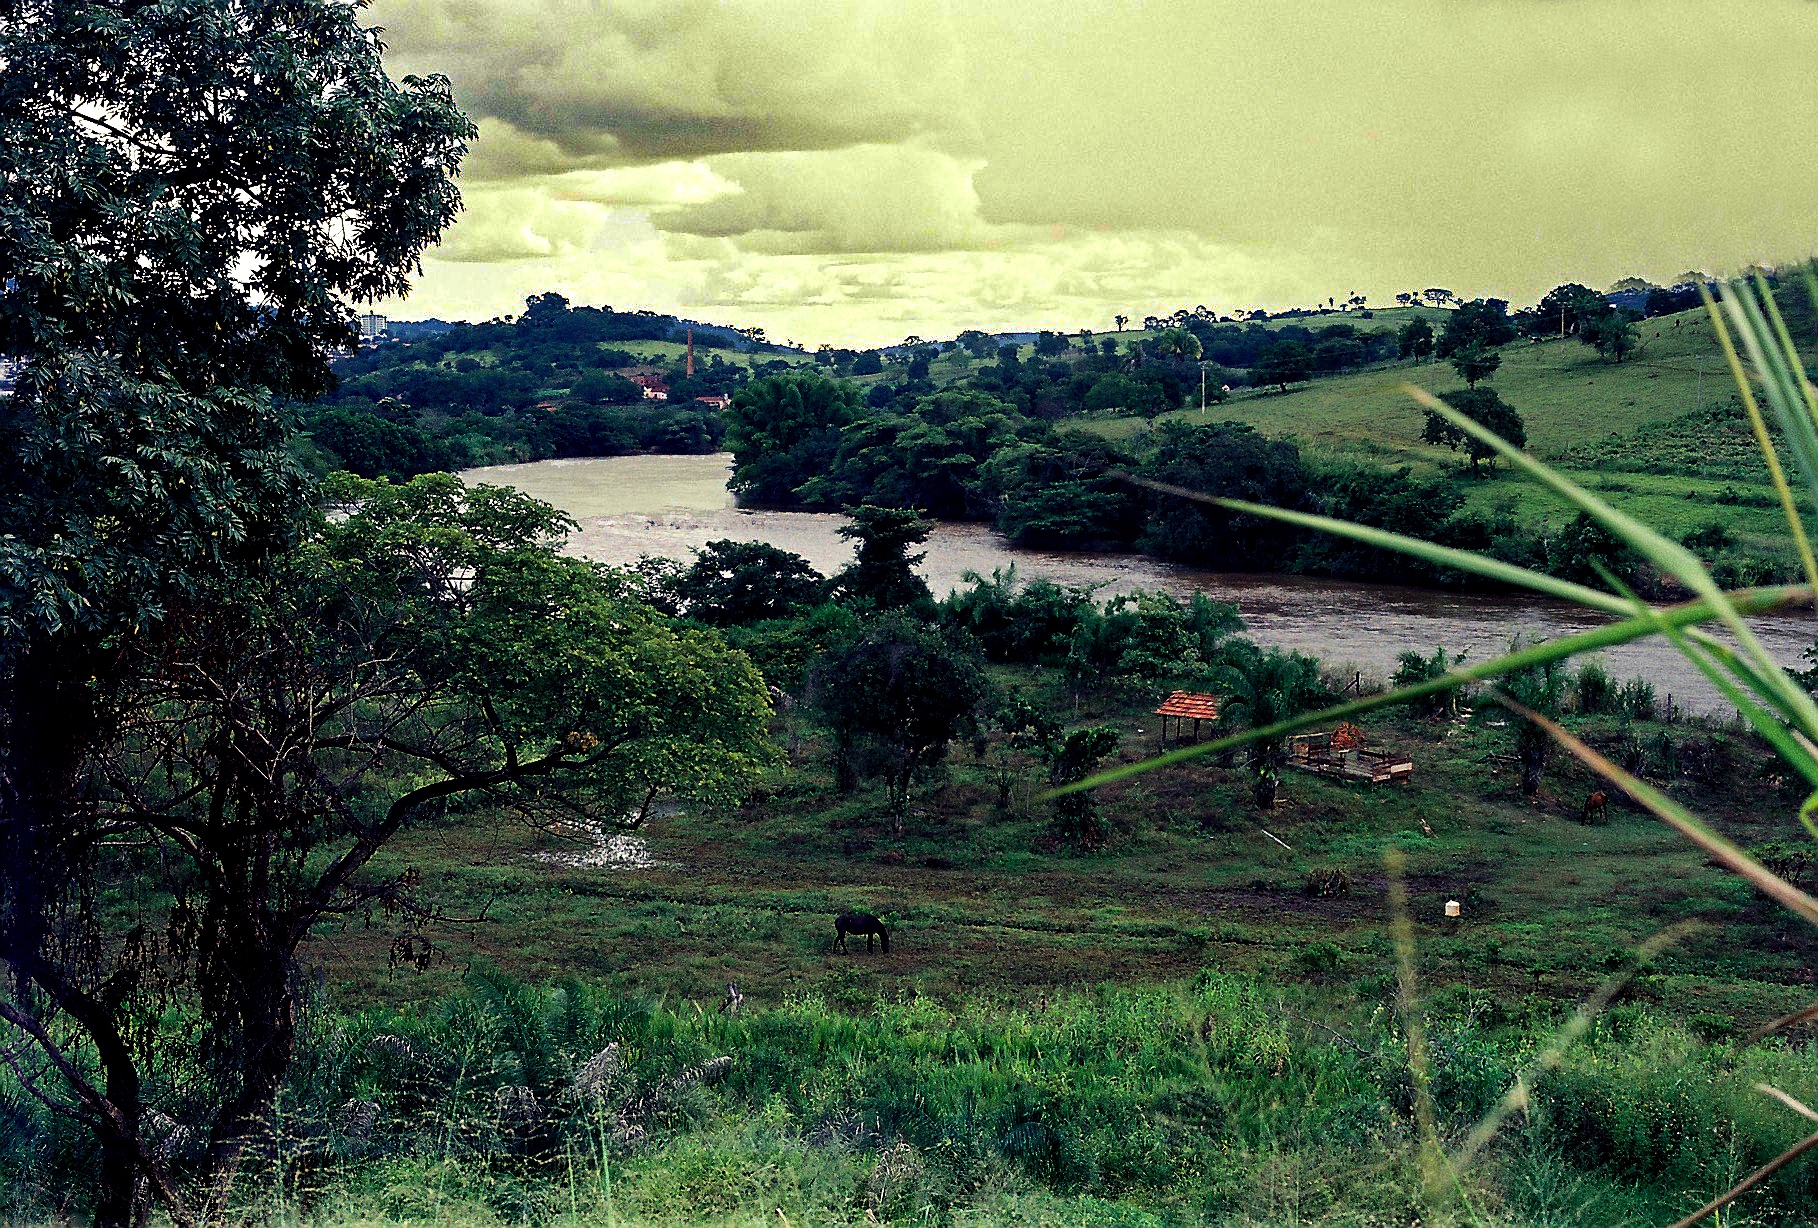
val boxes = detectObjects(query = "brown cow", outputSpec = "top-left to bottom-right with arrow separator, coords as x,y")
1581,790 -> 1609,825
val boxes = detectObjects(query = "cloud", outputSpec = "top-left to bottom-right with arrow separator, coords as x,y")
373,0 -> 1818,345
372,0 -> 975,164
659,145 -> 993,254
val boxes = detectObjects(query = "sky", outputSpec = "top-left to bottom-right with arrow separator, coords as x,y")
370,0 -> 1818,347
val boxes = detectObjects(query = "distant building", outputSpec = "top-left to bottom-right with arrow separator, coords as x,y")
693,392 -> 731,410
357,311 -> 388,344
628,373 -> 669,401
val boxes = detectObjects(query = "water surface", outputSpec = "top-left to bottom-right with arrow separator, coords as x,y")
465,454 -> 1814,714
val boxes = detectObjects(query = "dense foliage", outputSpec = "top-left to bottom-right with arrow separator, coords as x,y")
9,970 -> 1816,1225
0,4 -> 474,1222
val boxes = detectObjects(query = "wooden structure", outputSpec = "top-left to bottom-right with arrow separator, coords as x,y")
1285,723 -> 1413,784
1155,691 -> 1220,747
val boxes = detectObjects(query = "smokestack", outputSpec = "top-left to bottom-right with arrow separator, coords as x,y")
686,328 -> 694,377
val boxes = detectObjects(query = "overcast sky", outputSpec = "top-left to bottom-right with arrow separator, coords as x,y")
371,0 -> 1818,346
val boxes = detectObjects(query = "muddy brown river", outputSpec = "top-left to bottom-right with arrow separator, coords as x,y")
465,454 -> 1815,714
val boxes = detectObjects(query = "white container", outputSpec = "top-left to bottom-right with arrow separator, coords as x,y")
1444,899 -> 1462,918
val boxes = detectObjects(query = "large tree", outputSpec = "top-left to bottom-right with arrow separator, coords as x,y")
811,615 -> 986,827
1397,316 -> 1435,361
669,539 -> 826,625
85,476 -> 775,1219
1257,339 -> 1314,392
0,3 -> 471,1223
1215,646 -> 1325,809
1450,340 -> 1503,388
1581,310 -> 1639,363
1422,388 -> 1527,474
831,505 -> 936,612
1436,298 -> 1517,360
1136,420 -> 1311,568
721,370 -> 861,506
1530,283 -> 1608,337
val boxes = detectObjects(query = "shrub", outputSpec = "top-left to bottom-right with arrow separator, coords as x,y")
1390,646 -> 1465,717
1617,676 -> 1657,720
1294,941 -> 1344,980
1574,659 -> 1618,714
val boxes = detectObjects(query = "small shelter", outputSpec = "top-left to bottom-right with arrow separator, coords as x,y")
1285,723 -> 1413,784
1154,691 -> 1220,748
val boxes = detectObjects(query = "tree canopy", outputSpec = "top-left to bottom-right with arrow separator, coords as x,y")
1423,388 -> 1527,473
722,371 -> 862,506
0,4 -> 473,1222
77,474 -> 776,1218
810,615 -> 986,825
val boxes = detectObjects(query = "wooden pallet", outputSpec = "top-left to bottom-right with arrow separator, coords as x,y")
1285,731 -> 1413,784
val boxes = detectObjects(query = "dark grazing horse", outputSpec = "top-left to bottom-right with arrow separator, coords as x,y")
833,912 -> 890,954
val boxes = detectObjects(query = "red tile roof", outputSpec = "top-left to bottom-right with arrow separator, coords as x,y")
1154,691 -> 1220,720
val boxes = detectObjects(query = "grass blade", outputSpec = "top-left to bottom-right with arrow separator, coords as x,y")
1701,282 -> 1818,595
1495,695 -> 1818,929
1664,1129 -> 1818,1228
1408,383 -> 1818,736
1131,477 -> 1633,617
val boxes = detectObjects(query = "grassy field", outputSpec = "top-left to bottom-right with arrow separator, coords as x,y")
323,681 -> 1813,1032
1090,310 -> 1734,463
268,672 -> 1818,1224
1070,306 -> 1818,554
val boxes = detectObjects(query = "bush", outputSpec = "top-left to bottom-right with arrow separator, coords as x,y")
1618,676 -> 1657,720
1390,646 -> 1465,717
1293,941 -> 1344,980
1574,659 -> 1618,714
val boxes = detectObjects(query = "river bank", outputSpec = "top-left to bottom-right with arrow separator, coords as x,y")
463,453 -> 1814,713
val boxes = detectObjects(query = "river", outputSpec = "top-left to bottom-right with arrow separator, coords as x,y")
464,454 -> 1815,714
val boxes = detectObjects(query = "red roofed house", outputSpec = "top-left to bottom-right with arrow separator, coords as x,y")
628,373 -> 669,401
694,392 -> 731,410
1154,690 -> 1220,747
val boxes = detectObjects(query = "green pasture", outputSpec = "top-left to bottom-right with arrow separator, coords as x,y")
1089,308 -> 1734,463
329,689 -> 1812,1036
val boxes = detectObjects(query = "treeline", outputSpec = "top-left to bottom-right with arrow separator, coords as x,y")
298,293 -> 797,476
304,399 -> 728,477
722,371 -> 1791,594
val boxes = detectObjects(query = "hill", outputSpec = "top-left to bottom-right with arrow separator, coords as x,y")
1078,301 -> 1811,560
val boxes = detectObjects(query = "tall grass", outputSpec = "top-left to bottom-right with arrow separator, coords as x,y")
1070,274 -> 1818,1223
7,968 -> 1815,1225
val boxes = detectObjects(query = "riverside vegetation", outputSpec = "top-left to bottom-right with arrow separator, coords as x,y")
307,276 -> 1816,598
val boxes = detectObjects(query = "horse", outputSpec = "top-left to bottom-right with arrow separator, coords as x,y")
1581,790 -> 1609,825
833,912 -> 890,954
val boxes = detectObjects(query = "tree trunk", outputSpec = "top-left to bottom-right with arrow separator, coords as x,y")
1519,750 -> 1544,797
93,1048 -> 144,1228
1,648 -> 147,1227
1251,748 -> 1278,809
202,897 -> 299,1217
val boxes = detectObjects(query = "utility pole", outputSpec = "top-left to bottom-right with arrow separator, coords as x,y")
1200,363 -> 1207,421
